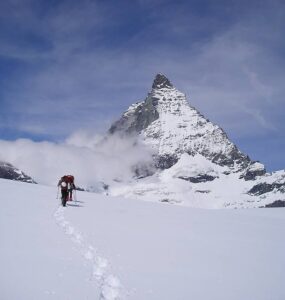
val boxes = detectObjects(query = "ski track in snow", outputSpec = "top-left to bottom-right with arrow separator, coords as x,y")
54,206 -> 125,300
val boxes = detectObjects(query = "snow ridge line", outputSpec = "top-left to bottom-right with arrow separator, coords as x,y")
54,206 -> 125,300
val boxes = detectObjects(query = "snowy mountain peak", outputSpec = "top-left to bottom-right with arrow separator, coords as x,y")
152,73 -> 173,90
107,75 -> 284,208
110,74 -> 250,171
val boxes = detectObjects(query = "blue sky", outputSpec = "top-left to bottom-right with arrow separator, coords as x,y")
0,0 -> 285,171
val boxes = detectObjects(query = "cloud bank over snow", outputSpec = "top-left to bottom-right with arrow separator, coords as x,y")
0,132 -> 154,188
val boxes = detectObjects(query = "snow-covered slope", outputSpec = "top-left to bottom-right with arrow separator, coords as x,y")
107,74 -> 284,208
110,153 -> 285,209
1,179 -> 285,300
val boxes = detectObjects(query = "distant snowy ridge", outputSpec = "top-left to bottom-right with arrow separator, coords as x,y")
107,74 -> 285,208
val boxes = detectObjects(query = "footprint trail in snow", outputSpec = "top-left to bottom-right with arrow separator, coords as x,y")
54,206 -> 125,300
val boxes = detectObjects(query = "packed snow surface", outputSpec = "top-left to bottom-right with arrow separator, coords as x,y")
1,179 -> 285,300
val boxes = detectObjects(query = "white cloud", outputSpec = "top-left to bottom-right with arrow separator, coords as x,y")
0,132 -> 154,188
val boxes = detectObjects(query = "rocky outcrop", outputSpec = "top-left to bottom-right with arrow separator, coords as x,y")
152,73 -> 173,89
109,99 -> 159,135
248,182 -> 285,196
178,174 -> 217,183
241,162 -> 266,181
0,161 -> 36,183
155,154 -> 179,169
265,200 -> 285,208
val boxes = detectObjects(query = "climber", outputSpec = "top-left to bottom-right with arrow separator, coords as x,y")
58,175 -> 76,206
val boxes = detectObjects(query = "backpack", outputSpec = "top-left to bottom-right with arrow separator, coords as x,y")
62,175 -> 74,184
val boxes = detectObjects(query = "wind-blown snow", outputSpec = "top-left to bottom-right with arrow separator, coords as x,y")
1,179 -> 285,300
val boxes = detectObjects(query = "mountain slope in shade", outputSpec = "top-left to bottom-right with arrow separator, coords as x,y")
0,161 -> 36,183
107,74 -> 284,208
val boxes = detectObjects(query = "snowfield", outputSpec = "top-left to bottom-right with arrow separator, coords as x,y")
1,178 -> 285,300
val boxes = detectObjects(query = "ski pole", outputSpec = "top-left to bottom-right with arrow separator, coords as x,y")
74,189 -> 77,204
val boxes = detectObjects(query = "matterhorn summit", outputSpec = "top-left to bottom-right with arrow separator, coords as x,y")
151,73 -> 173,89
108,74 -> 285,208
110,73 -> 252,171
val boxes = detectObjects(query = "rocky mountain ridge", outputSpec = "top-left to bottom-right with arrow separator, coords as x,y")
0,161 -> 36,184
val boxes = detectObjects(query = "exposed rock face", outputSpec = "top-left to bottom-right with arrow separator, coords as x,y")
265,200 -> 285,208
241,162 -> 266,181
109,98 -> 159,135
156,154 -> 179,169
152,73 -> 173,89
248,182 -> 285,196
0,161 -> 36,183
178,174 -> 217,183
